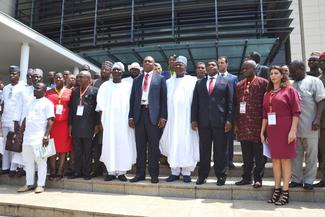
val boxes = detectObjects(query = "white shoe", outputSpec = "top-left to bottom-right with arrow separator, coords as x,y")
17,185 -> 33,193
34,186 -> 44,194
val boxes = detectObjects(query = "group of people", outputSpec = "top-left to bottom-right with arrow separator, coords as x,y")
0,51 -> 325,207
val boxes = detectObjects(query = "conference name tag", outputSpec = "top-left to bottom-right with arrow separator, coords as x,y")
76,105 -> 84,116
268,112 -> 277,125
240,101 -> 246,114
56,104 -> 63,115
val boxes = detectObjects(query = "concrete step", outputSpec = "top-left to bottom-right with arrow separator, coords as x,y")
1,175 -> 324,203
130,162 -> 322,178
0,185 -> 324,217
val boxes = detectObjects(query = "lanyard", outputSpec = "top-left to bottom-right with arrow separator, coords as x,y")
54,87 -> 65,104
79,85 -> 90,105
241,76 -> 256,101
269,88 -> 280,112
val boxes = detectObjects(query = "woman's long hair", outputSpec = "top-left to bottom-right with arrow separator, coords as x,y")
266,65 -> 290,91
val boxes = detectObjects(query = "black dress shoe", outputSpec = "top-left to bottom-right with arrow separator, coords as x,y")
1,169 -> 9,175
303,183 -> 314,190
83,175 -> 92,180
118,175 -> 128,182
9,170 -> 16,177
235,179 -> 252,185
228,162 -> 236,170
166,175 -> 180,182
104,175 -> 116,181
289,181 -> 303,188
151,177 -> 159,184
68,173 -> 81,179
314,180 -> 325,187
217,177 -> 226,186
196,178 -> 206,185
129,175 -> 145,183
253,181 -> 262,188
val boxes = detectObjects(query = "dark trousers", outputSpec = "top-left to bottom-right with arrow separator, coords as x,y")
198,126 -> 228,179
240,140 -> 266,182
135,108 -> 160,178
92,132 -> 104,175
73,137 -> 93,176
226,130 -> 234,164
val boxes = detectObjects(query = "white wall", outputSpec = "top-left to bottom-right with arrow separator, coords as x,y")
0,0 -> 15,17
290,0 -> 325,63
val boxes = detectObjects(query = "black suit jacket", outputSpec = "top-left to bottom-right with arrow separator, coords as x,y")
129,72 -> 167,125
69,86 -> 99,138
191,76 -> 233,128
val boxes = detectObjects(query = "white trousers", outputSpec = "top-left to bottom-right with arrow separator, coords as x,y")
292,137 -> 318,185
108,171 -> 126,176
171,167 -> 191,176
2,126 -> 18,171
22,145 -> 47,187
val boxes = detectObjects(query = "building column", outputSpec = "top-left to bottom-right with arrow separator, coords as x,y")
20,42 -> 30,82
73,66 -> 79,75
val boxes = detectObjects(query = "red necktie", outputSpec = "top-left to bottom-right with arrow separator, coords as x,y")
208,77 -> 215,95
143,73 -> 149,91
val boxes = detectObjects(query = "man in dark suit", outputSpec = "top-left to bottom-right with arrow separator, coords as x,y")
218,56 -> 238,169
129,56 -> 168,184
68,70 -> 100,180
191,60 -> 234,186
247,51 -> 269,79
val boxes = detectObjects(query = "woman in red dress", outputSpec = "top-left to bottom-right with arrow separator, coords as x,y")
46,72 -> 72,180
260,66 -> 301,206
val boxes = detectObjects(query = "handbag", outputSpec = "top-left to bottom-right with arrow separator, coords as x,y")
5,131 -> 22,153
33,139 -> 56,160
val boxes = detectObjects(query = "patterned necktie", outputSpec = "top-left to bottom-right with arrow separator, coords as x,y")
208,77 -> 215,95
143,73 -> 149,91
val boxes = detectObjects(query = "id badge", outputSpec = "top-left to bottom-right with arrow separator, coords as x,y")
268,112 -> 277,125
240,102 -> 247,114
56,104 -> 63,115
76,105 -> 84,116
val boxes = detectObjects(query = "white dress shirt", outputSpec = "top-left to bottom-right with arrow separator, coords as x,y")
141,71 -> 153,105
206,74 -> 218,92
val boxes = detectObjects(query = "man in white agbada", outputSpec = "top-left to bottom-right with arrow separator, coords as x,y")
1,66 -> 25,176
17,82 -> 54,193
96,62 -> 136,182
160,56 -> 199,183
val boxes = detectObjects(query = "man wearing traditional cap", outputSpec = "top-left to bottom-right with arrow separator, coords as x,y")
1,66 -> 25,176
160,56 -> 199,183
96,62 -> 136,181
123,62 -> 141,84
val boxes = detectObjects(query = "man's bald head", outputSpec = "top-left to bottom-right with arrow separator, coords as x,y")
143,56 -> 155,72
78,70 -> 92,88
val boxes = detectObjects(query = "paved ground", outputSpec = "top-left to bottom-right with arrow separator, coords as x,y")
0,185 -> 324,217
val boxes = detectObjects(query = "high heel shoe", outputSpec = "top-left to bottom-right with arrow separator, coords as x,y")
267,188 -> 281,203
275,190 -> 289,206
